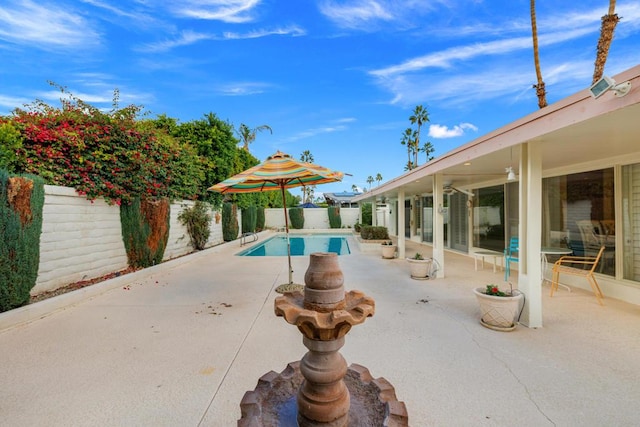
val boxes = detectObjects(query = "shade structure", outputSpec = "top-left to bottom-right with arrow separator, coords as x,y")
208,151 -> 344,285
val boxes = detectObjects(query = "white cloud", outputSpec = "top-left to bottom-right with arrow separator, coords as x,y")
215,82 -> 271,96
428,123 -> 478,139
223,25 -> 306,39
139,30 -> 212,52
138,26 -> 305,52
319,0 -> 395,29
0,0 -> 100,50
171,0 -> 260,23
0,94 -> 31,111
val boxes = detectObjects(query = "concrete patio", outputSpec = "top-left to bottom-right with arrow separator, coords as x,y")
1,232 -> 639,426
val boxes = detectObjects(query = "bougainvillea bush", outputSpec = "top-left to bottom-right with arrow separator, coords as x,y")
7,92 -> 202,206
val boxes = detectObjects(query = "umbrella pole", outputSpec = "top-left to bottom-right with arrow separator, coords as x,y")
281,184 -> 293,284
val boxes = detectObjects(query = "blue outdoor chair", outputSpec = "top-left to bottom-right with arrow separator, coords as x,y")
504,237 -> 519,281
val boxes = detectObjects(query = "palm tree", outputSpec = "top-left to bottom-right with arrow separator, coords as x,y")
351,184 -> 358,193
375,173 -> 383,186
421,141 -> 435,162
366,175 -> 374,190
531,0 -> 548,108
409,105 -> 429,166
400,128 -> 417,170
235,123 -> 272,151
300,150 -> 315,203
593,1 -> 620,84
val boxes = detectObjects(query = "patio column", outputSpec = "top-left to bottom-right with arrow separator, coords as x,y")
397,190 -> 405,259
433,174 -> 445,278
518,142 -> 543,328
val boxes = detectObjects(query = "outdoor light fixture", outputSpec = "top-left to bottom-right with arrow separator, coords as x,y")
506,147 -> 517,182
589,75 -> 632,99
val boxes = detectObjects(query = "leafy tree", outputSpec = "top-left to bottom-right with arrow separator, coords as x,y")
0,121 -> 23,172
235,123 -> 272,151
11,87 -> 194,205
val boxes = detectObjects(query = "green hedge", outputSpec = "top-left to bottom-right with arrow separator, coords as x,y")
120,198 -> 170,268
256,206 -> 265,232
289,207 -> 304,229
360,225 -> 389,240
0,171 -> 44,312
328,206 -> 342,228
222,202 -> 239,241
242,206 -> 257,234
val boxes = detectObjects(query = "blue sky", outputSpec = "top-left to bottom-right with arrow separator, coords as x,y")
1,0 -> 640,198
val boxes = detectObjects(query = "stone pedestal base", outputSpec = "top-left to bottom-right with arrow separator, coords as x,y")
238,362 -> 408,426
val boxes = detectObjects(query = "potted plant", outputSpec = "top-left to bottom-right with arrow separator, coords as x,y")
473,284 -> 524,332
381,240 -> 396,259
406,253 -> 432,280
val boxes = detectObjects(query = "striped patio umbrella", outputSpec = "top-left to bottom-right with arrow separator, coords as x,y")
208,151 -> 344,285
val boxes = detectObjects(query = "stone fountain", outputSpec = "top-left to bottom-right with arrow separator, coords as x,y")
238,252 -> 409,426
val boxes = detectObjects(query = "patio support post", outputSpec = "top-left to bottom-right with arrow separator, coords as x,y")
433,174 -> 445,278
397,190 -> 406,259
518,143 -> 543,328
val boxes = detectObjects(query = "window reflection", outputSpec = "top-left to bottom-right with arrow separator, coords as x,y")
543,169 -> 615,276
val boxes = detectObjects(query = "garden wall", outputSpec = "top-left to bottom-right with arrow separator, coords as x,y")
33,186 -> 226,295
264,207 -> 359,229
32,186 -> 358,296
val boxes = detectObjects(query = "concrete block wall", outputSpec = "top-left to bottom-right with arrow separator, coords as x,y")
35,186 -> 129,294
32,187 -> 355,296
33,186 -> 227,296
264,207 -> 359,229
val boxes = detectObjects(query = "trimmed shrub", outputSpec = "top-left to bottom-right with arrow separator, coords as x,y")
222,202 -> 239,241
120,197 -> 170,268
178,201 -> 212,250
242,206 -> 257,234
289,207 -> 304,229
256,206 -> 265,232
328,206 -> 342,229
0,171 -> 44,312
361,202 -> 373,225
360,225 -> 389,240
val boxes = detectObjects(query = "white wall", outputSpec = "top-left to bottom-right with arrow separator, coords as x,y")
33,186 -> 226,296
35,186 -> 129,294
264,207 -> 360,229
32,188 -> 356,296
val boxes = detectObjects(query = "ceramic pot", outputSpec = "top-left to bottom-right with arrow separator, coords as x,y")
473,287 -> 524,331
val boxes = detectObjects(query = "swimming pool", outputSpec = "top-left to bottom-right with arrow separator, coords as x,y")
238,234 -> 351,256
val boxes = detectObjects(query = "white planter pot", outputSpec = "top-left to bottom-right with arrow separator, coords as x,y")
381,245 -> 396,259
407,258 -> 432,280
473,287 -> 524,332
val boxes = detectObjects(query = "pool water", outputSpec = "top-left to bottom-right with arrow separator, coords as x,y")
238,234 -> 351,256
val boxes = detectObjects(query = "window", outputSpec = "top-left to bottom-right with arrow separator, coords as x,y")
473,185 -> 505,252
622,164 -> 640,281
543,168 -> 615,276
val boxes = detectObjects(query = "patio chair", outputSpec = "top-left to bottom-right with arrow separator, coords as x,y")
504,237 -> 519,281
550,245 -> 605,305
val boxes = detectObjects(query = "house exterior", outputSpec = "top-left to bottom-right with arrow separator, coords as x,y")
354,64 -> 640,328
323,191 -> 362,207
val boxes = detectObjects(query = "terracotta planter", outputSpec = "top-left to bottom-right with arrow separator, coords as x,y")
381,244 -> 396,259
406,258 -> 432,280
473,287 -> 524,332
